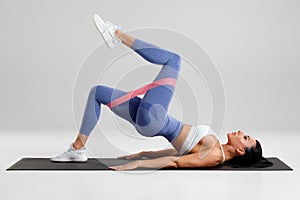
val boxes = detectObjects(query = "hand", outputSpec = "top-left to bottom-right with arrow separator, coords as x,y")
109,160 -> 140,171
117,151 -> 145,160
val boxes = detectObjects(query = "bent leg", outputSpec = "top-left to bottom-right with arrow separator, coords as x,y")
79,85 -> 142,135
74,85 -> 141,149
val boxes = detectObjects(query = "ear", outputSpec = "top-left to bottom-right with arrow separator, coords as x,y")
236,148 -> 245,156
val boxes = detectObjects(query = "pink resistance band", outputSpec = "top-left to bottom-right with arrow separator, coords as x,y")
106,77 -> 177,109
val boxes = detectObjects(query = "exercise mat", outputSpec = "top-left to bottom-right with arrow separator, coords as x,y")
6,157 -> 292,171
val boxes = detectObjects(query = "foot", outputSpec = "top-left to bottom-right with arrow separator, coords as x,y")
50,143 -> 88,162
93,14 -> 121,49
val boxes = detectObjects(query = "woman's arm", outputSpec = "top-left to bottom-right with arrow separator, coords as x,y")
110,153 -> 219,170
139,156 -> 179,169
143,148 -> 179,158
138,153 -> 218,168
110,156 -> 179,170
139,153 -> 218,169
118,148 -> 179,160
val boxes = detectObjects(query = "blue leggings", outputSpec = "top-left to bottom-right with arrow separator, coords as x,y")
79,38 -> 183,142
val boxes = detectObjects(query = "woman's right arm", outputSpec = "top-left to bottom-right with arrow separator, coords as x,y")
118,148 -> 179,160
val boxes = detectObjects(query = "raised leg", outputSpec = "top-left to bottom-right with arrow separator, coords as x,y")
116,30 -> 183,142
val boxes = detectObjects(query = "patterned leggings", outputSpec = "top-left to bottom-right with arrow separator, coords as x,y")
79,38 -> 183,142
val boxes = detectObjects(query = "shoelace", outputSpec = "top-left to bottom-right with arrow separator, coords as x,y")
102,21 -> 120,43
62,142 -> 75,153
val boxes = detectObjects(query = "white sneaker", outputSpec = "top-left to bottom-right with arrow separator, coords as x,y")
50,143 -> 88,162
93,14 -> 121,49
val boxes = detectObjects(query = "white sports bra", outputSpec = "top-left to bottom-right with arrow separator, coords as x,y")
179,125 -> 225,163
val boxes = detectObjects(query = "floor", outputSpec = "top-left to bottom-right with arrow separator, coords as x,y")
0,129 -> 298,200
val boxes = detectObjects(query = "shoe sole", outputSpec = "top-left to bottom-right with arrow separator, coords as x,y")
50,158 -> 88,163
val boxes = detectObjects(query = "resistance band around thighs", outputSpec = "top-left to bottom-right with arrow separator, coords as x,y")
106,77 -> 177,109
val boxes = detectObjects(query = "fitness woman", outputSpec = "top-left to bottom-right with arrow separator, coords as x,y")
50,15 -> 263,170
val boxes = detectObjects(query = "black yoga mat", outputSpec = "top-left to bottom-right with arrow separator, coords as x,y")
6,157 -> 292,171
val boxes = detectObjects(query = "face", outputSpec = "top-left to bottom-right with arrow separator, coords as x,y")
227,130 -> 257,156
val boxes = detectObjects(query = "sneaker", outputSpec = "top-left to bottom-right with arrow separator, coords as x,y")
50,143 -> 88,162
93,14 -> 121,49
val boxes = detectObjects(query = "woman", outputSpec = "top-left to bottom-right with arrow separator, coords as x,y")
50,15 -> 263,170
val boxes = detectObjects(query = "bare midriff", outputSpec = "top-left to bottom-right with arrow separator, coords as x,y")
170,123 -> 193,153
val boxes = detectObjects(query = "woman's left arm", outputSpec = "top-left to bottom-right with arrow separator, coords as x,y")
109,153 -> 219,170
137,153 -> 216,169
109,156 -> 179,171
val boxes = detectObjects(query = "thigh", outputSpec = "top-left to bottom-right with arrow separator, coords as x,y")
95,85 -> 141,124
139,59 -> 180,115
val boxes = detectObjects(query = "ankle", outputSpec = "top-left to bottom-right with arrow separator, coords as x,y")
115,29 -> 122,35
72,143 -> 84,150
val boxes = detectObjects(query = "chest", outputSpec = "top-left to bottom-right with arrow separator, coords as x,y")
189,135 -> 220,156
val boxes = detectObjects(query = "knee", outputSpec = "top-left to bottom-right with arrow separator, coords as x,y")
89,85 -> 101,95
172,53 -> 181,62
91,85 -> 108,93
88,85 -> 98,95
89,85 -> 105,100
168,53 -> 181,71
90,85 -> 98,91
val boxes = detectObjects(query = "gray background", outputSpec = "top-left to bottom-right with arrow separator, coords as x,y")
1,0 -> 299,133
1,1 -> 299,200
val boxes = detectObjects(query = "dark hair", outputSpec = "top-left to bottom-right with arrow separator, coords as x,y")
225,140 -> 273,168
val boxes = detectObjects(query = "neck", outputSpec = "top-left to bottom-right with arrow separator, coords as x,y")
221,144 -> 237,162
